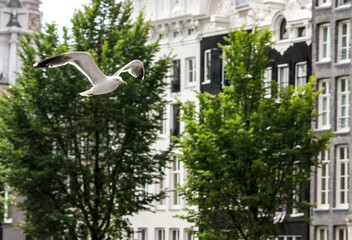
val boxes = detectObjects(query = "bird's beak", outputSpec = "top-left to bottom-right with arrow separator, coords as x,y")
122,81 -> 127,85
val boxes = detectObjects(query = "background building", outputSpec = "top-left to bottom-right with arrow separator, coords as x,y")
0,0 -> 41,239
310,1 -> 352,240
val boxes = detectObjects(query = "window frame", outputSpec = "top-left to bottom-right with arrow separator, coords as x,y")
203,49 -> 212,84
337,77 -> 349,132
278,64 -> 289,90
317,0 -> 331,7
337,20 -> 350,62
336,226 -> 347,240
316,227 -> 328,240
336,145 -> 349,209
295,62 -> 307,89
316,150 -> 330,209
263,67 -> 272,97
156,228 -> 165,240
319,24 -> 331,62
171,157 -> 181,208
170,229 -> 180,240
138,228 -> 148,240
318,79 -> 330,129
186,57 -> 196,87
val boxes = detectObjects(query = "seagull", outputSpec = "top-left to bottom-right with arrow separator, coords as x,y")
33,52 -> 145,96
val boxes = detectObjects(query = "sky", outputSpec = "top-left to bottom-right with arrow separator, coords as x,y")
40,0 -> 91,31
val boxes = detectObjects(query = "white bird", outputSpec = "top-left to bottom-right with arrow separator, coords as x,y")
33,52 -> 145,96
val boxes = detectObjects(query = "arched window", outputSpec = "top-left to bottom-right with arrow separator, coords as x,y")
280,19 -> 289,40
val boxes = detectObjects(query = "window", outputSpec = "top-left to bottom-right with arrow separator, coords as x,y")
337,77 -> 349,131
338,20 -> 350,62
317,227 -> 328,240
336,145 -> 349,208
172,157 -> 181,206
170,229 -> 180,240
318,0 -> 331,6
336,227 -> 347,240
171,60 -> 181,93
159,108 -> 167,135
173,31 -> 179,38
338,0 -> 351,6
156,229 -> 165,240
188,28 -> 194,35
319,24 -> 330,61
272,236 -> 301,240
186,58 -> 196,86
318,79 -> 330,129
280,19 -> 289,40
263,67 -> 272,97
171,104 -> 180,136
278,64 -> 289,90
157,171 -> 166,206
138,229 -> 147,240
185,230 -> 194,240
298,27 -> 306,37
295,62 -> 307,88
4,185 -> 12,224
317,150 -> 330,208
204,49 -> 211,83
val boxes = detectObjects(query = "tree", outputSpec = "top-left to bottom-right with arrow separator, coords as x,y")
175,27 -> 332,240
0,1 -> 171,239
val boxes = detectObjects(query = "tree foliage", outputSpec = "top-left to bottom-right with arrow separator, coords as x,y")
176,27 -> 332,240
0,0 -> 171,239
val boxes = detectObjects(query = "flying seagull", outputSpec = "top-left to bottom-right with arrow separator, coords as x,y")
33,52 -> 145,96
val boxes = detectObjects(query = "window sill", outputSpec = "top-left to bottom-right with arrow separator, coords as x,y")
169,205 -> 182,211
332,207 -> 349,211
202,80 -> 210,85
314,207 -> 330,211
335,60 -> 351,66
185,83 -> 197,89
290,213 -> 304,217
336,4 -> 351,10
315,4 -> 332,10
314,127 -> 331,132
156,205 -> 166,211
316,60 -> 331,65
334,129 -> 350,135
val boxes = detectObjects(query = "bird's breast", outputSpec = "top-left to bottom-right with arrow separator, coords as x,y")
93,80 -> 119,94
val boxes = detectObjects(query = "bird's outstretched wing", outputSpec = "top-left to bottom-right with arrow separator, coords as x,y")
33,52 -> 106,85
114,60 -> 145,80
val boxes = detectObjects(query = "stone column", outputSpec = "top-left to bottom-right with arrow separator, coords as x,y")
345,215 -> 352,240
8,31 -> 18,85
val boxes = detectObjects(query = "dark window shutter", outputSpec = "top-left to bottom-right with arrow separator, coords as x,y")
210,49 -> 223,89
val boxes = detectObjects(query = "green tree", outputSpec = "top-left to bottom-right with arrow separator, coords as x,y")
176,27 -> 332,240
0,1 -> 171,239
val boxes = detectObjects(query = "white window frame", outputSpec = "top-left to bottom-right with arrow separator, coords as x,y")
156,228 -> 165,240
278,64 -> 289,90
263,67 -> 272,97
317,227 -> 328,240
171,157 -> 181,208
318,79 -> 330,129
186,57 -> 196,87
184,229 -> 194,240
4,185 -> 12,224
336,226 -> 347,240
203,49 -> 211,84
156,169 -> 166,209
273,236 -> 302,240
170,229 -> 180,240
336,145 -> 349,209
138,228 -> 148,240
337,77 -> 349,132
295,62 -> 307,89
316,150 -> 330,209
338,20 -> 350,62
338,0 -> 351,7
319,24 -> 331,62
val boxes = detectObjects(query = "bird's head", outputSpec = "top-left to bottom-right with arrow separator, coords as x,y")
115,76 -> 127,85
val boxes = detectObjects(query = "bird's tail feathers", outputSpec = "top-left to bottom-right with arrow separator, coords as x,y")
79,89 -> 94,97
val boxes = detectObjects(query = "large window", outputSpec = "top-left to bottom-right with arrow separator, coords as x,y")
156,229 -> 165,240
204,49 -> 211,83
337,77 -> 349,131
171,60 -> 181,93
318,79 -> 330,129
263,67 -> 272,97
338,20 -> 350,62
278,64 -> 289,90
172,157 -> 181,206
336,227 -> 347,240
316,227 -> 328,240
138,229 -> 147,240
336,145 -> 349,208
317,150 -> 330,209
319,24 -> 330,61
170,229 -> 180,240
280,19 -> 289,40
295,62 -> 307,88
186,57 -> 196,86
